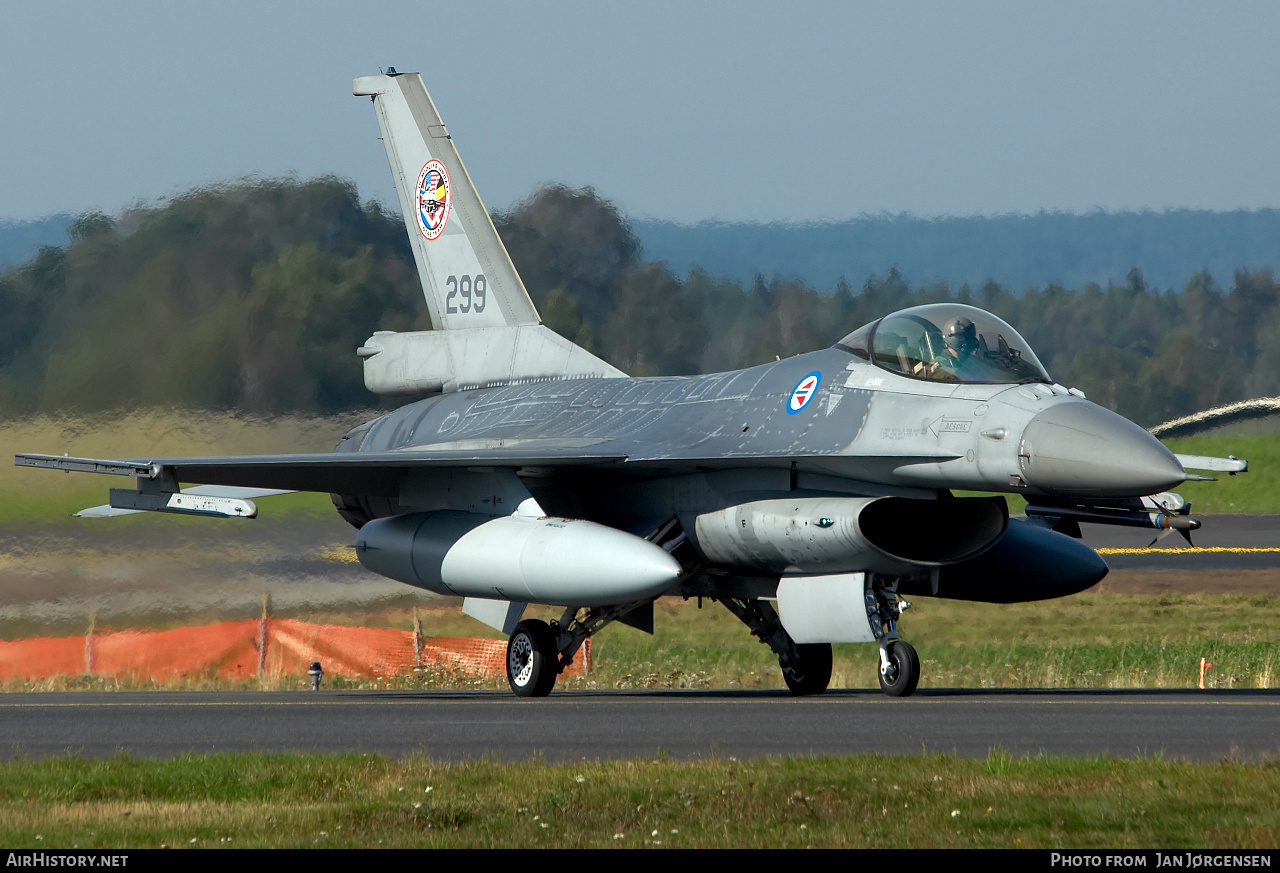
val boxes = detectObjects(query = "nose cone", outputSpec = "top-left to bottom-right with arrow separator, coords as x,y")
1019,401 -> 1185,497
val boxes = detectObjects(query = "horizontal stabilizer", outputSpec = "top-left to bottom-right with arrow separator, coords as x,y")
359,324 -> 623,395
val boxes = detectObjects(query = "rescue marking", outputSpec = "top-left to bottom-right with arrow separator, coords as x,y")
415,159 -> 451,240
929,416 -> 972,436
787,372 -> 822,414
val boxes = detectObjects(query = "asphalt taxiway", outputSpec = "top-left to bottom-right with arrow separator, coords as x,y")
2,689 -> 1277,762
1,517 -> 1276,765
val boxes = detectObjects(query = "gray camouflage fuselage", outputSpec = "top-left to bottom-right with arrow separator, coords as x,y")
351,346 -> 1183,525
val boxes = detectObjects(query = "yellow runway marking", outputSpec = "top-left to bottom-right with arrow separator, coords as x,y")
1097,546 -> 1280,555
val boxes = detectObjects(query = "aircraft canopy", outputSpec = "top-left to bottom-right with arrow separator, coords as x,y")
836,303 -> 1051,384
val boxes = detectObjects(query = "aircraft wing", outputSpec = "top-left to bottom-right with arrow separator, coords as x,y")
15,448 -> 630,496
16,444 -> 960,507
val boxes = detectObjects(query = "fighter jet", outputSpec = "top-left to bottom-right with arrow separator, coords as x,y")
16,70 -> 1248,698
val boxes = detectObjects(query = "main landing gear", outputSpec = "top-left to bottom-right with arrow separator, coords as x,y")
505,574 -> 922,698
504,599 -> 657,697
717,597 -> 833,696
716,573 -> 926,696
506,619 -> 559,697
716,574 -> 922,698
781,643 -> 834,696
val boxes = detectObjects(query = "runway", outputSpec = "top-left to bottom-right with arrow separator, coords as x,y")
2,689 -> 1277,762
1,518 -> 1277,766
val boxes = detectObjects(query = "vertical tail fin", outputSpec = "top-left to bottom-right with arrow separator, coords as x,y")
352,70 -> 624,394
354,71 -> 540,331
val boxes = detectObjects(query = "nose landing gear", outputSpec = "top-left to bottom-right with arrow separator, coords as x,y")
867,575 -> 921,697
877,639 -> 920,697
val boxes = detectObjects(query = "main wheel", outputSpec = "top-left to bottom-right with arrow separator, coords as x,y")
506,619 -> 559,697
877,640 -> 920,697
781,643 -> 833,696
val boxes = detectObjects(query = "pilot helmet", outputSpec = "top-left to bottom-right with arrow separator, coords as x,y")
942,316 -> 978,354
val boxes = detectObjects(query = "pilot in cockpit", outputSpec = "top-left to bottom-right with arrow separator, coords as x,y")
843,302 -> 1051,384
940,316 -> 980,373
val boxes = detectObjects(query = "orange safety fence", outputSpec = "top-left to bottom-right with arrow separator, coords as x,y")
91,621 -> 265,681
0,619 -> 590,682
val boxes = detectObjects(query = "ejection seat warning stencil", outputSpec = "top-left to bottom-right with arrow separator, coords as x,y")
416,160 -> 452,240
788,372 -> 822,414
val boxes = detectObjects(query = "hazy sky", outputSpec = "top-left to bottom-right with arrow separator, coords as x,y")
3,2 -> 1279,224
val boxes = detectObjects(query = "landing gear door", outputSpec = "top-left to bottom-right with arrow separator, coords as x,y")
463,597 -> 528,635
776,573 -> 876,644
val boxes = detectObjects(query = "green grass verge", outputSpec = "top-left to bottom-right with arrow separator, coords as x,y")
1,410 -> 365,523
9,593 -> 1271,693
1,752 -> 1277,848
1164,435 -> 1280,513
561,593 -> 1280,693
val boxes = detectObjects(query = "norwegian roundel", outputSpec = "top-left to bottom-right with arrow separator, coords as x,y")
415,160 -> 452,240
787,372 -> 822,414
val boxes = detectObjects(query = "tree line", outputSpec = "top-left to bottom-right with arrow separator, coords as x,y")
635,208 -> 1280,296
0,176 -> 1275,427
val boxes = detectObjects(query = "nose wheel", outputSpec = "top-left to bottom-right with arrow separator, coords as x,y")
877,639 -> 920,697
867,575 -> 921,698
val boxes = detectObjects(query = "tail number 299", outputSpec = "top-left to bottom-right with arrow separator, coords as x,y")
446,274 -> 487,314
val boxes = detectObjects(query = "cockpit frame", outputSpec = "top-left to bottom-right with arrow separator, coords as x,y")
835,303 -> 1051,385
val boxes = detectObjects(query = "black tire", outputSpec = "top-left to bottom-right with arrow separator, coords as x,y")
506,619 -> 559,697
781,643 -> 833,696
877,640 -> 920,698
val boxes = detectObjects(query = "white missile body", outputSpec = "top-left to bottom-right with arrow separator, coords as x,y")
355,512 -> 682,605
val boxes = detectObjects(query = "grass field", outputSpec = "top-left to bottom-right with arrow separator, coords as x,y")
1,752 -> 1278,848
0,410 -> 361,524
1163,435 -> 1279,514
6,590 -> 1274,693
547,591 -> 1280,694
